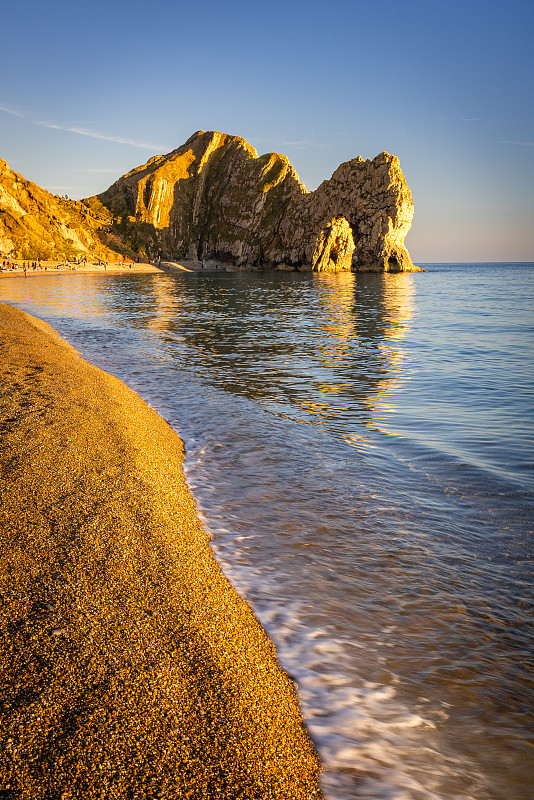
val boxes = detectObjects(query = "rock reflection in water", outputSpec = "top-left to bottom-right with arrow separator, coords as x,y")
125,269 -> 417,444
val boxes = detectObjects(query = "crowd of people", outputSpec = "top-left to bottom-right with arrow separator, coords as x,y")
0,260 -> 42,271
0,255 -> 138,274
0,254 -> 223,274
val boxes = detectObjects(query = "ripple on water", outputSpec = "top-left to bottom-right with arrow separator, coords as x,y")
0,264 -> 532,800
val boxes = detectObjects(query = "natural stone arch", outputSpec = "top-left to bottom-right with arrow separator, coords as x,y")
312,216 -> 355,272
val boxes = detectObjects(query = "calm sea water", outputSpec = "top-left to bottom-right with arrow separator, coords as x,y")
1,263 -> 532,800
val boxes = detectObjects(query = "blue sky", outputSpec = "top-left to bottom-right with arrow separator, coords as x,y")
1,0 -> 533,262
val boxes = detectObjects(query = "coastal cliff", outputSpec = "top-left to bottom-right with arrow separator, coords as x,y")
88,130 -> 416,272
1,131 -> 415,271
0,159 -> 121,261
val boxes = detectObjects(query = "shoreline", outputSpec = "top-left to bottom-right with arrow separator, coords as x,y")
0,259 -> 164,279
0,302 -> 322,799
0,258 -> 427,278
0,259 -> 233,278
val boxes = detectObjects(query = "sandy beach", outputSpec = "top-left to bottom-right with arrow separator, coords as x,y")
0,302 -> 322,799
0,259 -> 229,278
0,260 -> 164,279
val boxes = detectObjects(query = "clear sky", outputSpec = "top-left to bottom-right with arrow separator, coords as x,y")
1,0 -> 533,262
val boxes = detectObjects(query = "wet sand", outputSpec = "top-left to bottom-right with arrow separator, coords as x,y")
0,302 -> 322,799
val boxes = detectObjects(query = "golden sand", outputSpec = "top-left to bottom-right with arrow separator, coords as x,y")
0,260 -> 163,279
0,302 -> 322,799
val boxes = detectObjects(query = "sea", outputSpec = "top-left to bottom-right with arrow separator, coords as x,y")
1,262 -> 532,800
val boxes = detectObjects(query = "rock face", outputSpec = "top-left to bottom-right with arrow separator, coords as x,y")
312,216 -> 355,272
89,130 -> 415,272
0,159 -> 120,260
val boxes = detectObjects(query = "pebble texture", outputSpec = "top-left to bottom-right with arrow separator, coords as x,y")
0,302 -> 322,799
88,130 -> 416,272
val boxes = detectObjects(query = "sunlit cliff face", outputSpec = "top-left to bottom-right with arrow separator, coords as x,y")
90,130 -> 416,273
312,217 -> 355,272
134,150 -> 197,230
380,157 -> 415,272
0,158 -> 119,260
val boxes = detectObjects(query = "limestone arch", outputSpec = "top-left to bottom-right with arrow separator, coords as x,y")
312,216 -> 355,272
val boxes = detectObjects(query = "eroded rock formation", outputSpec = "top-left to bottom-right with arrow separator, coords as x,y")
0,159 -> 120,260
89,130 -> 416,272
312,216 -> 355,272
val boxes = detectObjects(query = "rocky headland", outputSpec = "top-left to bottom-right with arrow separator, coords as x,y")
0,159 -> 122,262
88,130 -> 416,272
1,131 -> 417,272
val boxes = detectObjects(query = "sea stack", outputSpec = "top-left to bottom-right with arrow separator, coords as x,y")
88,130 -> 416,272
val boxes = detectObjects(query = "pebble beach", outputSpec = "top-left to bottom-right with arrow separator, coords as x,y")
0,302 -> 322,799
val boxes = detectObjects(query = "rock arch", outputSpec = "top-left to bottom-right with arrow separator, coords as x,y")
312,216 -> 355,272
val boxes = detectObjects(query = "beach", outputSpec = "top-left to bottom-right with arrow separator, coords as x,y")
0,301 -> 322,799
0,261 -> 162,279
0,259 -> 228,279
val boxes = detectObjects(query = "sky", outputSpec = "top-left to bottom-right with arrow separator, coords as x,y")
1,0 -> 533,263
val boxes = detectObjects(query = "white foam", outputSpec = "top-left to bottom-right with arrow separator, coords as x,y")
207,534 -> 480,800
180,401 -> 490,800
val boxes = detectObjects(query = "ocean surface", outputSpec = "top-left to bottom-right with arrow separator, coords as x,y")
1,262 -> 532,800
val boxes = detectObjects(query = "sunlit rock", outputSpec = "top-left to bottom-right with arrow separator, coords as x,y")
0,159 -> 120,261
89,130 -> 417,272
312,216 -> 355,272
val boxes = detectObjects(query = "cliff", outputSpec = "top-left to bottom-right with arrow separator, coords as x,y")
88,130 -> 415,272
0,159 -> 121,261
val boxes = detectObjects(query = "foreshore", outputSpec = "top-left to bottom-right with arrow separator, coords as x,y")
0,260 -> 163,279
0,302 -> 322,799
0,258 -> 230,278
